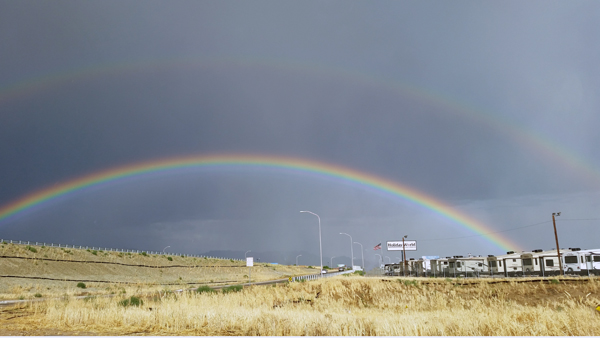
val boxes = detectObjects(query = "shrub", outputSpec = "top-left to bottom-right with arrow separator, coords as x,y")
91,250 -> 98,255
2,241 -> 6,245
403,280 -> 418,287
119,296 -> 143,307
550,279 -> 560,284
167,256 -> 173,261
26,245 -> 37,253
196,286 -> 216,294
83,296 -> 96,302
222,285 -> 243,294
76,282 -> 86,289
181,255 -> 185,258
323,265 -> 330,270
308,266 -> 314,269
34,293 -> 42,298
140,251 -> 148,256
230,259 -> 234,262
353,270 -> 365,276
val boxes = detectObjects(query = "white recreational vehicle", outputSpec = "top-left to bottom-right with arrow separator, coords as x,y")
444,255 -> 486,277
488,251 -> 524,276
562,248 -> 600,275
520,249 -> 560,276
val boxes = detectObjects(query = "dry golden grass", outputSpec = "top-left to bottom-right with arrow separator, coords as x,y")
0,243 -> 317,300
3,276 -> 600,335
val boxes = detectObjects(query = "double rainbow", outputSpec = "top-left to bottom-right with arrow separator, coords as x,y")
0,154 -> 521,252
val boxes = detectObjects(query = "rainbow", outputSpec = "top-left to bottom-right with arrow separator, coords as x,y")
1,57 -> 599,187
0,154 -> 521,251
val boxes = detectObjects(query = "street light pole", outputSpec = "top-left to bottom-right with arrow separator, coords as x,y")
162,246 -> 170,254
552,212 -> 563,276
296,254 -> 302,266
384,256 -> 391,263
340,232 -> 354,269
330,256 -> 336,268
353,242 -> 364,270
245,250 -> 251,259
375,253 -> 382,270
300,211 -> 323,276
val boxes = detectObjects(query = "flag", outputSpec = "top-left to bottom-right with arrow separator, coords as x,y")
374,243 -> 382,250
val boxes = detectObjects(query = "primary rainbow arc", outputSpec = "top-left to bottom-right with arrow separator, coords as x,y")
0,154 -> 521,252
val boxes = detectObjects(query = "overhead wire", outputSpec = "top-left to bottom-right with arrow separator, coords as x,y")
417,218 -> 600,242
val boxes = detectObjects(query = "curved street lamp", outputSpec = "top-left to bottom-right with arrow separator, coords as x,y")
340,232 -> 354,269
330,256 -> 336,268
354,241 -> 364,270
296,254 -> 302,266
384,256 -> 391,263
245,250 -> 251,259
163,246 -> 170,254
375,253 -> 382,268
300,211 -> 323,276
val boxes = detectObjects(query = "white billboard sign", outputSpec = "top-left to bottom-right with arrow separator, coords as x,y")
387,240 -> 417,251
246,257 -> 254,267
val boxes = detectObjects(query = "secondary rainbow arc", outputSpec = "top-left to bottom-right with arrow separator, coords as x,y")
1,57 -> 599,188
0,154 -> 521,252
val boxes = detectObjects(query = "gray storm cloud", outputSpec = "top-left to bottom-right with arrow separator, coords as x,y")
1,1 -> 599,269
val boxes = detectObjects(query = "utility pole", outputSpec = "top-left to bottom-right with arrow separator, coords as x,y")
402,235 -> 407,277
552,212 -> 563,276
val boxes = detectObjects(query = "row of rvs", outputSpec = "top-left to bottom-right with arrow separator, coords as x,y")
384,247 -> 600,277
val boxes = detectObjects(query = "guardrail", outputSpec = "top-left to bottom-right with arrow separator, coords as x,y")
0,238 -> 244,262
291,269 -> 356,282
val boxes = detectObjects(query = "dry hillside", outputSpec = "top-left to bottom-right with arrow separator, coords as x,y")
0,242 -> 318,299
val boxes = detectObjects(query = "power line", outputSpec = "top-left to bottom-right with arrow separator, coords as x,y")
559,218 -> 600,221
417,217 -> 600,243
418,220 -> 551,242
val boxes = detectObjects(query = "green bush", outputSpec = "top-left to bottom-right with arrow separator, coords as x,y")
308,266 -> 314,269
196,286 -> 216,294
140,251 -> 148,256
323,265 -> 330,270
181,255 -> 185,258
26,245 -> 37,253
119,296 -> 143,307
91,250 -> 98,255
222,285 -> 243,294
353,270 -> 365,276
76,282 -> 86,289
34,293 -> 42,298
230,259 -> 234,262
550,279 -> 560,284
167,256 -> 173,261
403,280 -> 418,287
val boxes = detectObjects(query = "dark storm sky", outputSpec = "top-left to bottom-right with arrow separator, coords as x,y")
1,1 -> 599,268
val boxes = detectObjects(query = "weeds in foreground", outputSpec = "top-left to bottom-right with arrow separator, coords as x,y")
196,286 -> 216,294
28,277 -> 600,336
118,296 -> 143,307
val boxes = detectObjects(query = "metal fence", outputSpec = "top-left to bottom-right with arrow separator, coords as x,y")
0,238 -> 244,261
290,269 -> 356,282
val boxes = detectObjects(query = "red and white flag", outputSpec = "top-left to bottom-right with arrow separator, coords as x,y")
374,243 -> 382,250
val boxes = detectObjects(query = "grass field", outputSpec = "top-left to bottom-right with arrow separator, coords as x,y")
2,276 -> 600,335
0,242 -> 317,300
